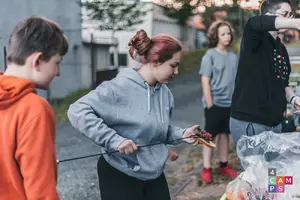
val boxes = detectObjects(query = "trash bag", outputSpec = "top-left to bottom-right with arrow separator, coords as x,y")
224,131 -> 300,200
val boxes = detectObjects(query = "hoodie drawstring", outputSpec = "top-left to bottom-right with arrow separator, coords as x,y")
144,82 -> 164,124
145,82 -> 151,114
160,88 -> 164,124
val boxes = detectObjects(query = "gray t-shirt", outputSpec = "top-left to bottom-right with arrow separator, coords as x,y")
199,48 -> 238,108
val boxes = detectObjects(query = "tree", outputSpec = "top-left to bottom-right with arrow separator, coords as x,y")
81,0 -> 149,67
202,5 -> 260,37
160,0 -> 261,40
161,0 -> 199,42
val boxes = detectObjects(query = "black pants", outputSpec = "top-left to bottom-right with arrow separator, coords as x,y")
97,156 -> 171,200
204,105 -> 231,138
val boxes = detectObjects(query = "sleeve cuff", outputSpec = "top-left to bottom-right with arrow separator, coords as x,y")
107,134 -> 126,151
266,15 -> 277,30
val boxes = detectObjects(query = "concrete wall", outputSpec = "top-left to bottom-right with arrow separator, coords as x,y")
152,5 -> 197,51
81,43 -> 110,88
0,0 -> 84,99
152,20 -> 181,40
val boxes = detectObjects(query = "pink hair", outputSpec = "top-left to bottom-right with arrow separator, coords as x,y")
128,29 -> 182,64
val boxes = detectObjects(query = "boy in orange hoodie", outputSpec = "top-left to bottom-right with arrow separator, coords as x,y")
0,16 -> 68,200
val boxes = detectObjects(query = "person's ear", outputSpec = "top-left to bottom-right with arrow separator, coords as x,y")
32,52 -> 43,71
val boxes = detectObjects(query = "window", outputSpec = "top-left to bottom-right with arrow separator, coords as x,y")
110,53 -> 128,66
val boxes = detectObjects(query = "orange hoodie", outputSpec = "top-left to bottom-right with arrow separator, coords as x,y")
0,73 -> 60,200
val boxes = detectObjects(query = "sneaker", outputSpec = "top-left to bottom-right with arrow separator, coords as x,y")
168,150 -> 179,161
201,168 -> 213,183
219,165 -> 238,179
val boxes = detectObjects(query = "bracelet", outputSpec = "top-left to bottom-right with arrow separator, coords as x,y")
291,96 -> 300,105
290,96 -> 296,104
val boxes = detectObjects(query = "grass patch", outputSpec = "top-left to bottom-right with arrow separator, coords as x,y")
287,40 -> 300,48
51,88 -> 91,121
231,39 -> 241,53
180,48 -> 207,73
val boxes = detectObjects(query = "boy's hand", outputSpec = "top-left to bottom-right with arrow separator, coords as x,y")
118,139 -> 139,155
294,98 -> 300,114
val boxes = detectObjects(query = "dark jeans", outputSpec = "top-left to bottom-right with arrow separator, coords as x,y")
97,156 -> 171,200
229,117 -> 282,144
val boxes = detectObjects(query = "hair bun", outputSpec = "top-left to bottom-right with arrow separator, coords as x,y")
128,29 -> 151,56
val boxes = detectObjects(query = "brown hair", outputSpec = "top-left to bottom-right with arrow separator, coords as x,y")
207,20 -> 234,48
260,0 -> 292,15
128,29 -> 182,64
7,16 -> 69,65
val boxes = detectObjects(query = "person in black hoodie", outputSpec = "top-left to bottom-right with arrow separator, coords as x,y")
230,0 -> 300,144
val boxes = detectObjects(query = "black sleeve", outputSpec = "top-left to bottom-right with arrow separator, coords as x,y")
243,15 -> 278,50
245,15 -> 277,32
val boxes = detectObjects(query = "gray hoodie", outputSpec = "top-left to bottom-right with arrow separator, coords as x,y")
67,68 -> 186,181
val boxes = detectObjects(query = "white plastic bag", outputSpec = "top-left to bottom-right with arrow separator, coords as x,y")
224,131 -> 300,200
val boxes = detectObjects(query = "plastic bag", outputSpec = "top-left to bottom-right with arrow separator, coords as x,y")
225,131 -> 300,200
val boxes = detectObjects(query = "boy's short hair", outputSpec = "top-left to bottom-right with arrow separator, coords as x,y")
260,0 -> 292,15
7,16 -> 68,65
207,20 -> 234,48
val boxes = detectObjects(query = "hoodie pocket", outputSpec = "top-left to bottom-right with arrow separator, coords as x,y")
118,154 -> 141,172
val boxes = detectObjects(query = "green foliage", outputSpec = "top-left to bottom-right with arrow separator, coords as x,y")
161,0 -> 261,38
162,0 -> 198,25
202,5 -> 259,37
81,0 -> 149,33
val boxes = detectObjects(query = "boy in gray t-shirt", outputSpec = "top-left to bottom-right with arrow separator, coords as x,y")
199,20 -> 238,184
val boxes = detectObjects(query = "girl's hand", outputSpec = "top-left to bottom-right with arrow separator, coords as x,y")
117,139 -> 139,155
182,125 -> 201,145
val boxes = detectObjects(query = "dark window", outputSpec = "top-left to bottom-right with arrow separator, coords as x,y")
110,53 -> 128,66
